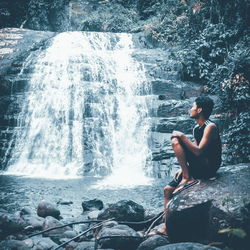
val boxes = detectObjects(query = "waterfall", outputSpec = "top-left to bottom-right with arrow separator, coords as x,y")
6,31 -> 152,186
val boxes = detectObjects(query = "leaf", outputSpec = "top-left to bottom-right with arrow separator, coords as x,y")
218,228 -> 247,239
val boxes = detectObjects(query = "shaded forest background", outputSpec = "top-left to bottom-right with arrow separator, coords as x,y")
1,0 -> 249,164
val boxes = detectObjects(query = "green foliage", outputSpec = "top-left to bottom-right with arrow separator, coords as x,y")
224,112 -> 250,164
218,228 -> 247,239
220,74 -> 250,114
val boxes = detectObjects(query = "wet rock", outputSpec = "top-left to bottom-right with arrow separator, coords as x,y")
0,211 -> 26,235
155,242 -> 221,250
166,164 -> 250,243
0,239 -> 30,250
88,210 -> 102,220
152,117 -> 194,134
24,236 -> 58,249
37,200 -> 60,219
102,220 -> 119,228
22,214 -> 44,231
63,229 -> 78,239
137,235 -> 170,250
42,216 -> 72,237
0,28 -> 55,76
82,198 -> 104,212
74,241 -> 95,250
98,200 -> 145,223
57,200 -> 73,205
20,207 -> 32,216
97,224 -> 142,250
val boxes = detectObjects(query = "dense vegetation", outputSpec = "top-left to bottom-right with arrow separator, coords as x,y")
144,0 -> 250,164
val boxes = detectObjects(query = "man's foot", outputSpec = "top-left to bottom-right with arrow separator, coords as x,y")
147,223 -> 168,237
172,179 -> 199,195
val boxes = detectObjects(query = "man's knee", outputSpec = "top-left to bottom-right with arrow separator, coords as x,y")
164,185 -> 175,196
171,137 -> 180,147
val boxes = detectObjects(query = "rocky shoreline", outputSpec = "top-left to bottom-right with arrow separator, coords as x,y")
1,164 -> 249,250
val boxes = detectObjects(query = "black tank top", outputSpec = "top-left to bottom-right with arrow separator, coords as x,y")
193,120 -> 222,171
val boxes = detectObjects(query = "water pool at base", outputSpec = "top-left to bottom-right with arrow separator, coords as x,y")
0,175 -> 169,220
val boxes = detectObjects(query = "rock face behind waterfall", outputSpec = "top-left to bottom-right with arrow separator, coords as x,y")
0,28 -> 55,169
166,164 -> 250,246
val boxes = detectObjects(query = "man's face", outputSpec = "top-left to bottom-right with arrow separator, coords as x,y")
189,102 -> 201,118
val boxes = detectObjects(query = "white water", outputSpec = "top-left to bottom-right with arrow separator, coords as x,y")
6,32 -> 152,187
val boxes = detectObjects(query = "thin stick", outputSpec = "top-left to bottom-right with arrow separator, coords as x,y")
54,218 -> 114,250
144,211 -> 164,236
28,220 -> 102,237
28,212 -> 164,237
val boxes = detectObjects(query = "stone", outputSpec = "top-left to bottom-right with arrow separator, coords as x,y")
97,224 -> 142,250
42,216 -> 72,237
0,240 -> 30,250
37,200 -> 60,219
136,235 -> 170,250
154,242 -> 221,250
74,241 -> 95,250
153,117 -> 194,134
88,210 -> 102,220
63,229 -> 78,239
166,164 -> 250,243
20,207 -> 32,216
82,198 -> 104,211
57,200 -> 73,205
97,200 -> 145,223
0,211 -> 27,235
27,236 -> 58,249
0,28 -> 55,76
22,214 -> 44,231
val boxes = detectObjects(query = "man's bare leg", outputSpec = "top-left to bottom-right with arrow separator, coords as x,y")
164,185 -> 175,215
161,185 -> 175,234
171,138 -> 195,192
147,185 -> 174,236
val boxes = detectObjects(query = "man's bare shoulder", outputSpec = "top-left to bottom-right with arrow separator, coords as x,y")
205,120 -> 217,129
204,122 -> 218,138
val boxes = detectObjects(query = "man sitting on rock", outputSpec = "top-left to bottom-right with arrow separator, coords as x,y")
161,96 -> 222,235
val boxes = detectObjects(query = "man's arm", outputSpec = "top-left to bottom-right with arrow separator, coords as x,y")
172,124 -> 217,156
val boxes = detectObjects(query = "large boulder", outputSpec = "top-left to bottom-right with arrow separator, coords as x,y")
0,210 -> 27,235
97,200 -> 145,223
37,200 -> 60,219
82,198 -> 104,212
42,216 -> 72,236
155,242 -> 221,250
21,214 -> 44,231
23,236 -> 58,249
0,28 -> 54,76
166,164 -> 250,245
0,240 -> 30,250
97,224 -> 142,250
137,235 -> 169,250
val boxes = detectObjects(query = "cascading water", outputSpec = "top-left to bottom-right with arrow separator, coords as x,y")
6,32 -> 152,187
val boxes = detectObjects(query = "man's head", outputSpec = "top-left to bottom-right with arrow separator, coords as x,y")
189,96 -> 214,119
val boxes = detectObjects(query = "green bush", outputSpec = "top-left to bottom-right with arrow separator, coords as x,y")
224,112 -> 250,164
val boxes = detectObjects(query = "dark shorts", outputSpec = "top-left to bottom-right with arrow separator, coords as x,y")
168,173 -> 183,188
168,149 -> 218,188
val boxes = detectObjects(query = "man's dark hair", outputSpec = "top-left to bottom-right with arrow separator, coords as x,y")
195,96 -> 214,119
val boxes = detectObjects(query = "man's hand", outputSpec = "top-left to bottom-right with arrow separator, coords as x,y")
174,169 -> 182,181
171,130 -> 184,140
